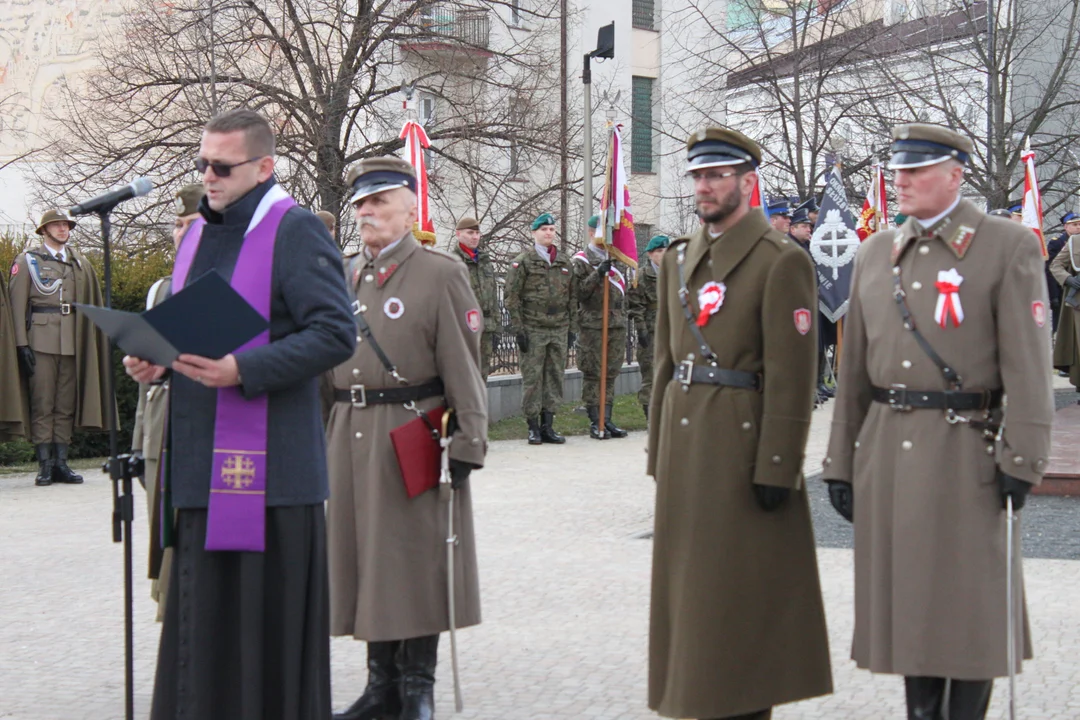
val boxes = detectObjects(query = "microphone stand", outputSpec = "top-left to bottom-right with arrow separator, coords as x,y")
97,209 -> 143,720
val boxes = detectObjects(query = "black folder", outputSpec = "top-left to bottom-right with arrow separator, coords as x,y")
77,270 -> 268,367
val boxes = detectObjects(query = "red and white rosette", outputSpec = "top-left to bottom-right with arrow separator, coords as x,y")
696,281 -> 726,327
933,268 -> 964,328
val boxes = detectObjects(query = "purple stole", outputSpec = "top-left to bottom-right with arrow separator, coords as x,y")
170,195 -> 296,552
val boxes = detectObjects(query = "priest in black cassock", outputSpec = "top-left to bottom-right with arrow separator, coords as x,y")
124,108 -> 355,720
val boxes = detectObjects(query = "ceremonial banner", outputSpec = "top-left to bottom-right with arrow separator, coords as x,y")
1021,144 -> 1049,258
856,163 -> 888,240
811,168 -> 860,322
594,123 -> 638,270
400,120 -> 434,236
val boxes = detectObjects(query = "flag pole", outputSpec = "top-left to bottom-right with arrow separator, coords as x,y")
598,123 -> 615,435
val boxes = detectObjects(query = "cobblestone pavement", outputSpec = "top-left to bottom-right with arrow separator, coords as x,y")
3,398 -> 1080,718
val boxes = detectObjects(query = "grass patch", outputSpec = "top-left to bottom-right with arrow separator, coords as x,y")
0,456 -> 108,476
488,395 -> 647,441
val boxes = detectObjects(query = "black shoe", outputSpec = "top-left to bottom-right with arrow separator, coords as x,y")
904,676 -> 946,720
603,404 -> 628,438
526,417 -> 542,445
539,411 -> 565,444
399,635 -> 438,720
947,679 -> 992,720
34,443 -> 53,487
334,641 -> 402,720
642,404 -> 649,424
587,406 -> 606,439
52,444 -> 83,484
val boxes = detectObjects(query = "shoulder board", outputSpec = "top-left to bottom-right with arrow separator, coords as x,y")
422,245 -> 459,262
669,235 -> 691,248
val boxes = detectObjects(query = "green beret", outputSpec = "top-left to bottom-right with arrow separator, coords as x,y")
888,123 -> 973,169
588,214 -> 599,229
893,213 -> 908,226
687,126 -> 762,170
174,184 -> 204,217
532,213 -> 555,231
456,216 -> 480,231
645,235 -> 670,253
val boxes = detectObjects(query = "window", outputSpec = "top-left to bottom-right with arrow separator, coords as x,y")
419,93 -> 436,168
510,0 -> 524,27
631,76 -> 655,174
632,0 -> 655,30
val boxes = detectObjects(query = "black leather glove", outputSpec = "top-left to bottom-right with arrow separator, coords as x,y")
998,469 -> 1033,511
17,346 -> 35,377
596,259 -> 612,276
1066,275 -> 1080,291
567,331 -> 577,350
826,480 -> 854,522
516,332 -> 530,354
449,459 -> 475,490
638,330 -> 650,349
752,484 -> 790,511
132,452 -> 146,489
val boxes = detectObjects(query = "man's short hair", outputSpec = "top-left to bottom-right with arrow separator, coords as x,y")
204,108 -> 276,158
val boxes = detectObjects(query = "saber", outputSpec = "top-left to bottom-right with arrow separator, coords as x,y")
1006,494 -> 1017,720
439,410 -> 464,712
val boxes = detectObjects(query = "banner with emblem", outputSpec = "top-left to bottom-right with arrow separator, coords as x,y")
1021,141 -> 1049,259
811,167 -> 860,322
594,122 -> 638,272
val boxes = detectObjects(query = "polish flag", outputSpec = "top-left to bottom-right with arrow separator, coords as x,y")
1021,146 -> 1048,259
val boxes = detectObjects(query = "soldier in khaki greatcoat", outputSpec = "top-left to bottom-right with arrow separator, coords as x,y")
0,266 -> 28,442
451,216 -> 499,380
648,127 -> 832,720
1051,231 -> 1080,389
9,208 -> 112,486
325,157 -> 488,720
823,124 -> 1054,720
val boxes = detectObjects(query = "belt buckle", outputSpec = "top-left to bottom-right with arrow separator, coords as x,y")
887,383 -> 911,412
60,303 -> 72,316
677,360 -> 693,387
350,384 -> 367,409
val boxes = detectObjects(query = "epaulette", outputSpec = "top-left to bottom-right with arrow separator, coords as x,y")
669,235 -> 691,248
422,245 -> 460,263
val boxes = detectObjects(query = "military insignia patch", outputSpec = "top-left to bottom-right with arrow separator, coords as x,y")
465,309 -> 481,333
794,308 -> 812,335
377,263 -> 399,288
948,225 -> 976,258
1033,301 -> 1047,327
561,267 -> 569,274
10,262 -> 17,276
695,281 -> 726,327
512,262 -> 519,268
384,297 -> 405,319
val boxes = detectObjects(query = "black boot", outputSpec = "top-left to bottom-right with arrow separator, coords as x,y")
539,411 -> 565,444
34,444 -> 53,487
526,417 -> 542,445
399,635 -> 438,720
642,404 -> 649,423
587,406 -> 606,439
603,403 -> 628,438
333,640 -> 402,720
52,444 -> 83,484
904,676 -> 946,720
947,679 -> 993,720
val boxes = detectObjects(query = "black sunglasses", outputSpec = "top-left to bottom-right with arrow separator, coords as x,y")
195,156 -> 262,177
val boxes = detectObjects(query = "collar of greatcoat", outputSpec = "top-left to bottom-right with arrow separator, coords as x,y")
362,230 -> 419,274
681,207 -> 772,284
890,198 -> 984,265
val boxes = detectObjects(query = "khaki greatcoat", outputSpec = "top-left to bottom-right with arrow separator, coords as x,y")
1051,236 -> 1080,384
325,232 -> 488,642
647,210 -> 832,719
823,201 -> 1054,679
0,271 -> 28,441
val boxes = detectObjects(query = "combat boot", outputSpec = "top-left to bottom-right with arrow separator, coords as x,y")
333,640 -> 402,720
904,676 -> 946,720
642,404 -> 649,423
539,411 -> 565,444
34,443 -> 53,487
587,406 -> 606,439
399,635 -> 438,720
603,403 -> 628,438
526,417 -> 542,445
52,444 -> 84,484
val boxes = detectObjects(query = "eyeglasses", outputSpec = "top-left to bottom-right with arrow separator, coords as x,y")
195,156 -> 263,177
686,169 -> 743,183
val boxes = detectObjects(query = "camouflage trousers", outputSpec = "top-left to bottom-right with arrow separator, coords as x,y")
480,331 -> 494,382
579,326 -> 626,408
520,326 -> 569,418
637,341 -> 654,407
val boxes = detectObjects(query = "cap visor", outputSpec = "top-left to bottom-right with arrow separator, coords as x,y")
349,181 -> 408,205
887,152 -> 952,170
687,155 -> 749,171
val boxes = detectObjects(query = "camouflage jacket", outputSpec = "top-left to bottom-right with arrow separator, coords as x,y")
627,260 -> 659,334
571,248 -> 628,331
504,245 -> 578,332
452,244 -> 499,332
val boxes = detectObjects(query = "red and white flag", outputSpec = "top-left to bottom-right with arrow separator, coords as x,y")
1021,145 -> 1048,258
399,119 -> 434,236
595,123 -> 638,271
856,163 -> 888,241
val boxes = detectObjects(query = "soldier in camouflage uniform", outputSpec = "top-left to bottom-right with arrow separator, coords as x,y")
627,235 -> 669,422
572,225 -> 629,440
452,216 -> 499,380
504,213 -> 577,445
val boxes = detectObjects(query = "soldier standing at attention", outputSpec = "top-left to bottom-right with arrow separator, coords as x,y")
452,216 -> 498,381
648,127 -> 832,720
823,123 -> 1053,720
9,209 -> 112,486
1046,210 -> 1078,333
628,235 -> 668,422
573,218 -> 630,440
504,213 -> 577,445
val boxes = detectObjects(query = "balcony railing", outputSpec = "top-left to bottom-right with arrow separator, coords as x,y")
411,4 -> 491,51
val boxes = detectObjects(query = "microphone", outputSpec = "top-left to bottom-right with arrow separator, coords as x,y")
69,177 -> 153,216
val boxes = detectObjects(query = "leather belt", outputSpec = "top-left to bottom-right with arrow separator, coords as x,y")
674,361 -> 762,391
871,384 -> 1003,412
32,303 -> 73,315
333,378 -> 444,409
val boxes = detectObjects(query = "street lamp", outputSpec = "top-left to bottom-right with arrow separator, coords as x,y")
582,22 -> 615,233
